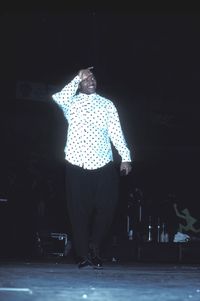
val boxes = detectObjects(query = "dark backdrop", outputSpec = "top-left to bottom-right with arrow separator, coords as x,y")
1,9 -> 200,255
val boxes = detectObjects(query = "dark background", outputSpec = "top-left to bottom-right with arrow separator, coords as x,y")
1,6 -> 200,255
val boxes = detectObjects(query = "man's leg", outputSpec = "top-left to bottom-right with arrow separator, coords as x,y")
65,163 -> 93,265
91,162 -> 119,266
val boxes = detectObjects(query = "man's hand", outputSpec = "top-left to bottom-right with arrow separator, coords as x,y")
120,162 -> 132,176
78,67 -> 94,81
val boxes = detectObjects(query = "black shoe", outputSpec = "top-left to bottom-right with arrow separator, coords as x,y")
78,257 -> 93,269
89,244 -> 103,269
91,256 -> 103,269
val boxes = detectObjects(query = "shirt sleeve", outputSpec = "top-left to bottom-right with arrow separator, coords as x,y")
52,75 -> 81,108
107,103 -> 132,162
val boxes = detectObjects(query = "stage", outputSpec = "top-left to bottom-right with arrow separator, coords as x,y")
0,257 -> 200,301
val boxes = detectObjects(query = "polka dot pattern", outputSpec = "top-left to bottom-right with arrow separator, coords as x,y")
52,76 -> 131,170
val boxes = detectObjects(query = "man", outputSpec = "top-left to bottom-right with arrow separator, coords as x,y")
52,67 -> 132,269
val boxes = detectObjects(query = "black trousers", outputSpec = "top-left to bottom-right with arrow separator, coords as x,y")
65,161 -> 119,258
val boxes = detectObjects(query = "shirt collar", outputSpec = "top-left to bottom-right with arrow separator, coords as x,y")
78,92 -> 97,100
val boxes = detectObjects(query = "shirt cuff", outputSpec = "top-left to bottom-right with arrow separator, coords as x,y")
74,75 -> 81,83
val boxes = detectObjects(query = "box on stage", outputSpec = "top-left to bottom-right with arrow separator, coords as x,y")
41,233 -> 69,257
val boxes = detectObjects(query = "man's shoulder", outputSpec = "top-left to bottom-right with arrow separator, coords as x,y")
96,94 -> 114,106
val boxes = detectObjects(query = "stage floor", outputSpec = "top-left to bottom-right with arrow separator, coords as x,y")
0,257 -> 200,301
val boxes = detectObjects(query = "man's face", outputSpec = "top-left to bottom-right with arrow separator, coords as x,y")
79,74 -> 97,94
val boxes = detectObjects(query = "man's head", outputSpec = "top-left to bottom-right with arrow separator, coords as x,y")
78,68 -> 97,94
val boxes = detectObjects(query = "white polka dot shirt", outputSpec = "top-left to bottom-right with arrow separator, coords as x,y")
52,75 -> 132,170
